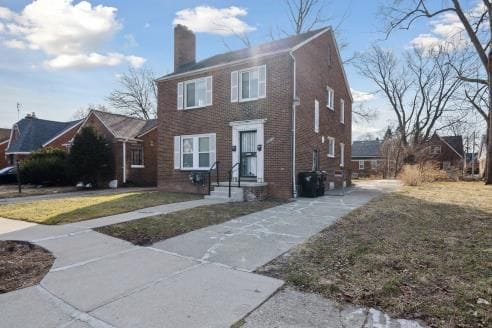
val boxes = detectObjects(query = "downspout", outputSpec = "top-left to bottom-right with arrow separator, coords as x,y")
290,50 -> 300,198
122,140 -> 127,184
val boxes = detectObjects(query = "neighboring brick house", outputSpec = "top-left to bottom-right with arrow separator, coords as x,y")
5,114 -> 82,165
351,139 -> 385,177
78,110 -> 158,186
427,134 -> 464,171
0,128 -> 11,168
156,25 -> 352,200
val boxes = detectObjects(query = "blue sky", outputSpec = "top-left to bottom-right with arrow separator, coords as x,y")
0,0 -> 474,137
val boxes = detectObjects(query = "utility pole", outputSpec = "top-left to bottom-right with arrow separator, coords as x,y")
16,102 -> 21,120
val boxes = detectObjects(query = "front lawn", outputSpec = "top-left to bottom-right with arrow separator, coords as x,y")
257,182 -> 492,328
0,191 -> 202,225
96,201 -> 283,246
0,185 -> 78,199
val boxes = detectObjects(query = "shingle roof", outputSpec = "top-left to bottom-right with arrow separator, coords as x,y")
0,128 -> 10,142
161,27 -> 329,78
441,136 -> 464,157
92,111 -> 157,139
6,117 -> 81,153
351,140 -> 382,158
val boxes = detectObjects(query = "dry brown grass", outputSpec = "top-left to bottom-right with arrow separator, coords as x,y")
258,182 -> 492,327
399,163 -> 450,186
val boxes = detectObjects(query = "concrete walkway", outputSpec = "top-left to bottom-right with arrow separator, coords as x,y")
0,180 -> 423,328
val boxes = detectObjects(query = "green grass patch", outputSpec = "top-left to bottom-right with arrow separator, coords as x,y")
96,201 -> 283,246
0,191 -> 202,225
257,182 -> 492,327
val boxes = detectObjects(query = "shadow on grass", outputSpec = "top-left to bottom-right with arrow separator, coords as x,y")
257,194 -> 492,328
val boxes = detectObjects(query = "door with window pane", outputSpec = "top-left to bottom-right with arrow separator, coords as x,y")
240,131 -> 257,179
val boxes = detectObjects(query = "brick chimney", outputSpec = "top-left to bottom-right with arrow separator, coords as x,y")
174,24 -> 196,72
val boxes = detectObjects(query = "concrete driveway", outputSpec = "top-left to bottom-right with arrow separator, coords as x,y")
0,180 -> 401,328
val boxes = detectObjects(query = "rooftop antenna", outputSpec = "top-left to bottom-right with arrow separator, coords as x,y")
16,102 -> 21,120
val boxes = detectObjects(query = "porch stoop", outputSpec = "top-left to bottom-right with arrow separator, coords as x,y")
205,182 -> 269,202
205,186 -> 244,202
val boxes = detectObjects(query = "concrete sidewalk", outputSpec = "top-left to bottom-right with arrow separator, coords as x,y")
0,180 -> 420,328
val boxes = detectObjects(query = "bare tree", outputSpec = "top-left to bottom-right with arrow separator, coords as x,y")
355,46 -> 463,152
72,104 -> 111,120
285,0 -> 329,34
382,0 -> 492,182
107,67 -> 157,120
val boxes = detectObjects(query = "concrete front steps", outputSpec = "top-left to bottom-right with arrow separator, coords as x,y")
205,186 -> 244,202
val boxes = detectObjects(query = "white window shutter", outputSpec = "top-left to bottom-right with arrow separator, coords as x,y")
209,134 -> 216,166
258,65 -> 266,98
206,76 -> 213,106
231,71 -> 238,102
314,100 -> 319,133
177,83 -> 183,110
174,136 -> 181,169
340,99 -> 345,123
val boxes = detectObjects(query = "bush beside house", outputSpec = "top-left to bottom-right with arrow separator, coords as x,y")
20,148 -> 70,185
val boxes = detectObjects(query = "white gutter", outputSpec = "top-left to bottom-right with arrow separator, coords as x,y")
122,141 -> 127,184
290,50 -> 299,198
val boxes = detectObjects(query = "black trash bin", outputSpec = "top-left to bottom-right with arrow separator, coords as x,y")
298,171 -> 324,197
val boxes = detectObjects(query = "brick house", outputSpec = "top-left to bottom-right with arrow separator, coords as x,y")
77,110 -> 158,186
427,134 -> 464,171
5,114 -> 82,165
156,25 -> 352,200
0,128 -> 11,168
351,139 -> 385,177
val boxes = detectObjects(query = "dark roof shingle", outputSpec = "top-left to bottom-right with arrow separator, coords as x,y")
441,135 -> 464,156
6,118 -> 81,153
92,111 -> 157,139
161,27 -> 329,78
0,128 -> 11,142
351,140 -> 382,158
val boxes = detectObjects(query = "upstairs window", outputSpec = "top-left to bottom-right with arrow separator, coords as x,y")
130,143 -> 144,167
340,99 -> 345,124
177,76 -> 212,110
327,137 -> 335,158
327,87 -> 334,110
431,145 -> 441,154
231,65 -> 266,102
314,99 -> 319,133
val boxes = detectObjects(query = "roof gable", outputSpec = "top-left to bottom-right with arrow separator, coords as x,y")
440,135 -> 464,158
91,110 -> 156,140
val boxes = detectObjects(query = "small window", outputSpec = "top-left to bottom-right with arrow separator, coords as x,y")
178,134 -> 216,170
130,143 -> 144,167
178,76 -> 212,110
236,65 -> 266,102
326,87 -> 334,110
327,137 -> 335,158
312,150 -> 320,171
314,99 -> 319,133
359,160 -> 365,170
340,143 -> 345,167
340,99 -> 345,124
431,145 -> 441,154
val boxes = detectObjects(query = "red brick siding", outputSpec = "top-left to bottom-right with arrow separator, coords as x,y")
126,128 -> 158,186
157,54 -> 294,199
0,141 -> 8,168
293,30 -> 352,188
427,135 -> 463,169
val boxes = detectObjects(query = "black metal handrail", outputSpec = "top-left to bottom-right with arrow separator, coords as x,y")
228,162 -> 241,198
207,161 -> 220,195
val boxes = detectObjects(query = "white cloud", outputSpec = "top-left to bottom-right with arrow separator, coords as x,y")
409,3 -> 484,51
351,89 -> 376,103
0,22 -> 4,32
144,22 -> 150,29
3,39 -> 28,49
124,33 -> 138,48
173,6 -> 256,35
45,52 -> 145,70
0,0 -> 145,69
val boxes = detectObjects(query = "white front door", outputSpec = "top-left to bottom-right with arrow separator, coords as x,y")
230,119 -> 265,183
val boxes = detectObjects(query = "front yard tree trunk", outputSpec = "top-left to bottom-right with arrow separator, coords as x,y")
487,49 -> 492,184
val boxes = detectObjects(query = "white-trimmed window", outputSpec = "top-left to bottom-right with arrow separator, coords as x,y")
359,160 -> 365,170
174,134 -> 216,170
314,99 -> 319,133
326,86 -> 334,110
431,145 -> 441,154
327,137 -> 335,158
130,143 -> 144,167
231,65 -> 266,102
340,99 -> 345,124
177,76 -> 212,110
340,143 -> 345,167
